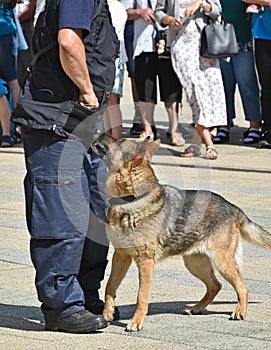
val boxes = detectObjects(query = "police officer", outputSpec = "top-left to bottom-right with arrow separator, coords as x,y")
12,0 -> 119,333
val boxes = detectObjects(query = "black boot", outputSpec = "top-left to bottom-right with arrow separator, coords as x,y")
45,309 -> 107,333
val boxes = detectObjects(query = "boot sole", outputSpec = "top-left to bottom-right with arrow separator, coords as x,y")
45,316 -> 107,333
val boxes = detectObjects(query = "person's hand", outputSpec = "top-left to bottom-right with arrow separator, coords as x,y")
161,15 -> 181,30
140,8 -> 156,24
79,91 -> 99,109
184,0 -> 202,16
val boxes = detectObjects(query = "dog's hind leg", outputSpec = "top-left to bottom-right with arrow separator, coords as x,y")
183,254 -> 222,315
103,249 -> 132,322
212,243 -> 248,320
126,257 -> 155,332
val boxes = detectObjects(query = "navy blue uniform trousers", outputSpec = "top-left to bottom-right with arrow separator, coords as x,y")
22,126 -> 109,322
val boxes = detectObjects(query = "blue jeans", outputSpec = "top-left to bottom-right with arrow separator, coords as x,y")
219,49 -> 261,126
22,127 -> 109,322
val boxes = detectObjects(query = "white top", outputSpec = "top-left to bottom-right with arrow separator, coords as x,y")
121,0 -> 163,58
108,0 -> 128,62
34,0 -> 45,26
16,0 -> 30,16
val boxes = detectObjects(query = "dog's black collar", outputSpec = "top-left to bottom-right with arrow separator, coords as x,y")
107,192 -> 149,207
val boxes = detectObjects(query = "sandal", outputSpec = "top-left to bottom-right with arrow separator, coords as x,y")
243,128 -> 261,144
180,144 -> 201,157
0,135 -> 14,148
171,132 -> 185,146
205,146 -> 218,160
212,127 -> 229,144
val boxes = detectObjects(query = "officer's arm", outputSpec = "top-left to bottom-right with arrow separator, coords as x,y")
58,27 -> 99,108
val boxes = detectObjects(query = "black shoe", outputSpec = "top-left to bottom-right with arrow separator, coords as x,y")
130,123 -> 144,135
258,129 -> 271,148
212,128 -> 229,144
45,309 -> 107,333
151,125 -> 157,137
86,299 -> 120,320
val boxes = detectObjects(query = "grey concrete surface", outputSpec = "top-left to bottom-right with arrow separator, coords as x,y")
0,74 -> 271,349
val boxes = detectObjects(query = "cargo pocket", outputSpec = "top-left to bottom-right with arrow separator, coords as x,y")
30,172 -> 89,239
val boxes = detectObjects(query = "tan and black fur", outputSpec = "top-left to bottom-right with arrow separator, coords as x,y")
91,134 -> 271,332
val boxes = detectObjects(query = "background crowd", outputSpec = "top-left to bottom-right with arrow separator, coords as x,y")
0,0 -> 270,154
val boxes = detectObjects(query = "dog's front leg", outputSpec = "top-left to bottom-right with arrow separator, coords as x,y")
126,257 -> 155,332
103,249 -> 132,322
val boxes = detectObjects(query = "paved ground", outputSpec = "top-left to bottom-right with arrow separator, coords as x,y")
0,75 -> 271,349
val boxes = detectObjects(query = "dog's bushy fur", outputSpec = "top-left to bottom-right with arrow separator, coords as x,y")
92,134 -> 271,332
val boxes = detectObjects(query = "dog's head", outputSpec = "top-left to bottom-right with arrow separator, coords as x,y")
91,133 -> 160,197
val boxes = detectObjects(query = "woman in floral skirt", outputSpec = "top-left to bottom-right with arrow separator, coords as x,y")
155,0 -> 227,159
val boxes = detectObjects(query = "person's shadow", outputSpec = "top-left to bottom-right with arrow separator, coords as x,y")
0,303 -> 44,331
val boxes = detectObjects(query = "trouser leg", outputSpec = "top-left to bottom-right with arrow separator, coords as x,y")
78,151 -> 109,305
22,127 -> 107,321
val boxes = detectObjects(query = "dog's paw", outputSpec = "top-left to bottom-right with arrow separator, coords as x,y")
125,320 -> 143,332
184,306 -> 203,315
103,309 -> 114,323
229,311 -> 245,320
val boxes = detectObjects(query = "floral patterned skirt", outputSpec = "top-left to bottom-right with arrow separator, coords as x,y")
171,19 -> 227,128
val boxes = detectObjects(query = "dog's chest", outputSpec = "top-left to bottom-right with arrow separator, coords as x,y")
106,196 -> 167,248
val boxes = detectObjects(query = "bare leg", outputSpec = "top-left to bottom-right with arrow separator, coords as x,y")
0,95 -> 11,136
104,93 -> 122,139
196,124 -> 218,159
8,79 -> 20,110
139,101 -> 155,137
164,101 -> 185,145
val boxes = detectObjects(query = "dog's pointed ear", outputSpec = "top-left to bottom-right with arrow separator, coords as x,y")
145,139 -> 160,158
132,139 -> 160,164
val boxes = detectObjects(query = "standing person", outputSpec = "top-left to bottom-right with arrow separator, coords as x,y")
104,0 -> 128,139
122,0 -> 185,146
212,0 -> 262,145
16,0 -> 36,87
155,0 -> 227,159
0,79 -> 13,147
243,0 -> 271,148
12,0 -> 119,333
0,0 -> 23,143
122,17 -> 144,135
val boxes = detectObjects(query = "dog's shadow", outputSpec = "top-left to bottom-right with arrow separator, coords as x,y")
0,300 -> 260,331
112,300 -> 260,328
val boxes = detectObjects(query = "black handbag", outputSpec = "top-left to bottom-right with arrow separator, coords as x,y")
200,15 -> 238,59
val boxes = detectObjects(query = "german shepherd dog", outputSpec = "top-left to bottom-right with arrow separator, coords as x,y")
91,134 -> 271,332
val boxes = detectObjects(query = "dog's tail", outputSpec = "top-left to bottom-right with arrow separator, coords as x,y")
238,209 -> 271,250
